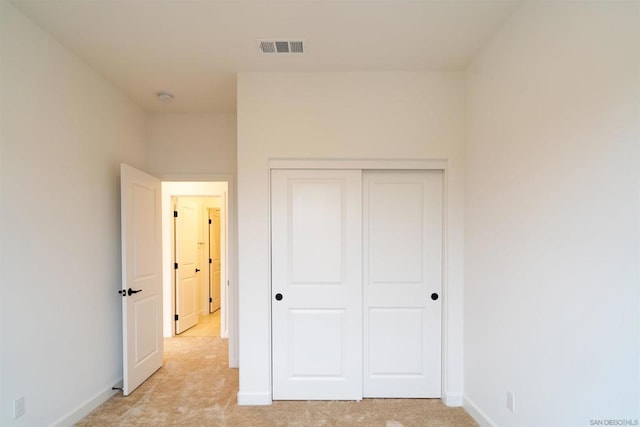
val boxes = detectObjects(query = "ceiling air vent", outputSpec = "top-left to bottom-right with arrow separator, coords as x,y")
257,39 -> 304,54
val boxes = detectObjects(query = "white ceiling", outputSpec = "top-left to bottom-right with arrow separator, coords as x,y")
10,0 -> 521,113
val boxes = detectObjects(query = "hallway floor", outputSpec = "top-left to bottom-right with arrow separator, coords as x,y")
77,335 -> 477,426
179,310 -> 221,337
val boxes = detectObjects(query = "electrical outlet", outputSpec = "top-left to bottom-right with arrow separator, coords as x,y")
506,390 -> 515,413
13,396 -> 25,419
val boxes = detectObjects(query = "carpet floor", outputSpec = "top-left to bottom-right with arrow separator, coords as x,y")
77,337 -> 477,426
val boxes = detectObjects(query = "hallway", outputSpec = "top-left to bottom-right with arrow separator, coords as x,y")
77,337 -> 476,426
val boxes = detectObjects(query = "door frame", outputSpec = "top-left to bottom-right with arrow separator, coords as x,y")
160,174 -> 238,368
268,159 -> 453,402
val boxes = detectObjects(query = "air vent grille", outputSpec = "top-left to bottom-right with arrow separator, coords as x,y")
259,41 -> 276,53
289,41 -> 304,53
257,39 -> 304,54
275,41 -> 289,53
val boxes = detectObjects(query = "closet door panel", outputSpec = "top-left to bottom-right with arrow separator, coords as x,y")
363,170 -> 443,398
271,169 -> 362,400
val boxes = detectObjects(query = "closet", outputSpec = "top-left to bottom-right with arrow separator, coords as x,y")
271,168 -> 443,400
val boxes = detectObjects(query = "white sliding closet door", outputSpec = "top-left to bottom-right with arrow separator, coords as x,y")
271,169 -> 363,400
363,170 -> 443,397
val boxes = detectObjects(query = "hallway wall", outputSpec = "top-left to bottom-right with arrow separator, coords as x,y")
146,113 -> 236,176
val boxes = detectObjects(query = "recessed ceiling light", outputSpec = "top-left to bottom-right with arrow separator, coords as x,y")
156,91 -> 174,102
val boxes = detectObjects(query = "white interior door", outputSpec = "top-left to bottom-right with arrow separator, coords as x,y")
175,198 -> 199,334
209,208 -> 221,313
363,170 -> 443,397
120,164 -> 163,396
271,169 -> 363,400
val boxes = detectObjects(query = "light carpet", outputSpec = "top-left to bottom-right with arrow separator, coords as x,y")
77,337 -> 477,426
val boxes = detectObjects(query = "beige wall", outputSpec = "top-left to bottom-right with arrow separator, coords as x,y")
0,1 -> 147,425
464,2 -> 640,425
237,72 -> 466,404
147,113 -> 236,176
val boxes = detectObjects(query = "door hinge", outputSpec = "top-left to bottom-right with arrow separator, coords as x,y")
209,258 -> 212,264
174,262 -> 178,270
209,219 -> 212,224
173,210 -> 178,218
209,297 -> 212,303
174,314 -> 179,321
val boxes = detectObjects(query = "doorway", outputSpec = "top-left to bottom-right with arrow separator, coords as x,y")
161,180 -> 237,367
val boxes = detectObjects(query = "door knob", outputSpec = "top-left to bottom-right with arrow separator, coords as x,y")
128,288 -> 142,296
275,293 -> 283,301
431,293 -> 439,301
195,268 -> 201,273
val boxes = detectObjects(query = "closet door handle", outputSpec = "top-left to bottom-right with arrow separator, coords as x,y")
275,293 -> 283,301
431,293 -> 439,301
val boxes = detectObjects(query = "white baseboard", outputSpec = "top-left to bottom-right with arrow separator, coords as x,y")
52,379 -> 122,427
443,392 -> 463,406
463,395 -> 498,427
237,391 -> 272,406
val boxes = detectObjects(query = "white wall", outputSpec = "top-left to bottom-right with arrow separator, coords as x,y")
0,1 -> 147,425
207,197 -> 222,209
147,113 -> 236,176
464,2 -> 640,426
237,72 -> 466,404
